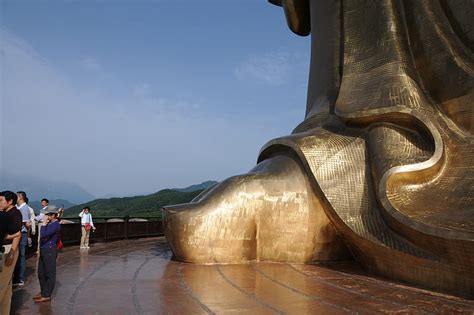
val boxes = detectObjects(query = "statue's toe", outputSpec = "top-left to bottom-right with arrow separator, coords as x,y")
162,180 -> 258,263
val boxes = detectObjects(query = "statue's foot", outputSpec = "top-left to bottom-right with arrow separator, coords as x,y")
163,153 -> 349,263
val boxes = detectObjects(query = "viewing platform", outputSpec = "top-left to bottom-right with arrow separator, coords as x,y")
12,237 -> 474,314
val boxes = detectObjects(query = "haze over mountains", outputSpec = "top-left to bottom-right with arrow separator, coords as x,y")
1,173 -> 95,204
1,172 -> 217,216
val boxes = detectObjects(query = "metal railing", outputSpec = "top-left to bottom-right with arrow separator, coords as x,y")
57,215 -> 163,246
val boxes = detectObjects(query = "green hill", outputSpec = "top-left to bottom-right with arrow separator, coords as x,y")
63,188 -> 204,219
172,180 -> 218,192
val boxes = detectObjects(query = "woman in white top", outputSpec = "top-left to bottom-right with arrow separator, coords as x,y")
78,206 -> 96,249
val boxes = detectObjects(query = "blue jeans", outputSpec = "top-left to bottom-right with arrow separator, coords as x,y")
13,232 -> 27,282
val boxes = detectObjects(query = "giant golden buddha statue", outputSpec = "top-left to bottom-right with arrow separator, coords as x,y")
163,0 -> 473,298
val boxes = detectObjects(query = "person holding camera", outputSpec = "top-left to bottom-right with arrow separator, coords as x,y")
34,205 -> 61,303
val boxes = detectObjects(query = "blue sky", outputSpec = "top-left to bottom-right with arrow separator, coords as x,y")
1,0 -> 310,198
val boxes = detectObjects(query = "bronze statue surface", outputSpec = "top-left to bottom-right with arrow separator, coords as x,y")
163,0 -> 474,298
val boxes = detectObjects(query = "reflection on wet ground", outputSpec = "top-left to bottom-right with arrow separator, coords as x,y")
11,237 -> 474,314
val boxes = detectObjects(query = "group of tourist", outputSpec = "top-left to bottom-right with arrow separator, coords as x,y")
1,191 -> 97,311
0,191 -> 60,312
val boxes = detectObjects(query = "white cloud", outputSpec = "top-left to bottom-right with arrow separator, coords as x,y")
234,51 -> 298,85
1,31 -> 286,197
78,56 -> 103,73
132,82 -> 152,97
130,83 -> 201,121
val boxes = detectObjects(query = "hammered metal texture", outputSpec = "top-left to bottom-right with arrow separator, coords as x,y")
163,0 -> 473,298
164,154 -> 350,264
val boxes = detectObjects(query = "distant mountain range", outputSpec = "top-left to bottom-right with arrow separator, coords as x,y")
1,173 -> 95,204
63,181 -> 219,218
64,189 -> 203,218
1,174 -> 218,218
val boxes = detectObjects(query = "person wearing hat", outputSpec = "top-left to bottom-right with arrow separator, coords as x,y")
33,205 -> 61,303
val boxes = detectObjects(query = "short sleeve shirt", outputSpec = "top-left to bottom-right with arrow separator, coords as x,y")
3,207 -> 22,245
17,203 -> 30,232
1,208 -> 21,247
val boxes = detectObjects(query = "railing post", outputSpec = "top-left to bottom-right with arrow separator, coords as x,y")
104,218 -> 108,242
124,215 -> 130,239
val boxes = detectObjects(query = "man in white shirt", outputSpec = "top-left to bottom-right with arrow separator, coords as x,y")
79,206 -> 96,249
35,198 -> 49,254
24,197 -> 36,247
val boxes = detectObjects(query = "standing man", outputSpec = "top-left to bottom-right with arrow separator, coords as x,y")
25,197 -> 36,247
0,191 -> 21,314
79,206 -> 96,249
13,191 -> 31,286
35,198 -> 48,254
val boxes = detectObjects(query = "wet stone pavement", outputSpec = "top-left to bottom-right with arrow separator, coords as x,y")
11,237 -> 474,314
